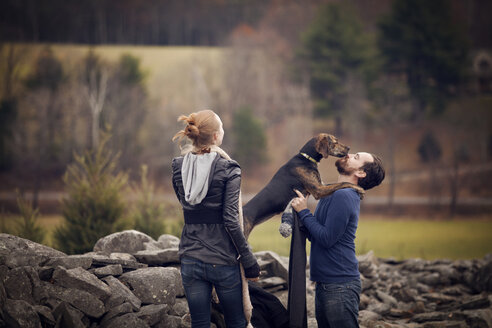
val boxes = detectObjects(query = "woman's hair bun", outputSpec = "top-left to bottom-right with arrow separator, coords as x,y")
185,124 -> 199,137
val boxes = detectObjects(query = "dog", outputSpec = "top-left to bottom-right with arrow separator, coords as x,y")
242,133 -> 364,238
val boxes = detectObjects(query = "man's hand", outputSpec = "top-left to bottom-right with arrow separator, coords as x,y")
291,189 -> 309,212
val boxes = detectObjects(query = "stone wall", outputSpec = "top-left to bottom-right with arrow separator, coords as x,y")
0,231 -> 491,328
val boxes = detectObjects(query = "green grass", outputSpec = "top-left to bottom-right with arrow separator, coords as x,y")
248,215 -> 492,260
2,214 -> 491,260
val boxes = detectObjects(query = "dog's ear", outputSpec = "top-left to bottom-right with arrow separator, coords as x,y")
315,133 -> 336,158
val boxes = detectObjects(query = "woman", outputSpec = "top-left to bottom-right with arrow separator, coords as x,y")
172,109 -> 260,328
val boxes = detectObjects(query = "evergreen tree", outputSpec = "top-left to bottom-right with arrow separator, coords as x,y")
378,0 -> 468,118
13,193 -> 45,244
232,106 -> 267,171
418,131 -> 443,208
300,3 -> 373,135
54,134 -> 128,254
0,99 -> 17,170
130,165 -> 166,240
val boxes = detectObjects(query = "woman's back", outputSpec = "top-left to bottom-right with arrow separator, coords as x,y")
172,154 -> 242,265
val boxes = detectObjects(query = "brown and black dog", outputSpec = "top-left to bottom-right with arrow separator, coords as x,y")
242,133 -> 364,238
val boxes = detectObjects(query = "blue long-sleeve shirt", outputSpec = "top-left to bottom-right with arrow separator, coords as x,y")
298,188 -> 360,283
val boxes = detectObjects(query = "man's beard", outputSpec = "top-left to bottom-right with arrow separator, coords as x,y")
335,157 -> 356,176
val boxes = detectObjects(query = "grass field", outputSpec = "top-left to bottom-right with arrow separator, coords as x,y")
3,214 -> 491,260
247,215 -> 492,260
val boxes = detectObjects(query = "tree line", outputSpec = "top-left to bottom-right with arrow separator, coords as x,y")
1,0 -> 490,49
0,0 -> 490,218
0,0 -> 267,46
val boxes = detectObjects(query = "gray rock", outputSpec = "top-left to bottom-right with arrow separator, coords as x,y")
99,302 -> 134,328
4,266 -> 39,304
441,285 -> 471,296
256,276 -> 287,289
427,264 -> 461,283
91,264 -> 123,278
0,233 -> 65,268
3,299 -> 42,328
38,266 -> 55,281
254,251 -> 289,281
459,293 -> 490,310
462,308 -> 492,327
0,280 -> 6,309
476,258 -> 492,292
361,275 -> 375,291
412,312 -> 449,323
134,248 -> 180,266
0,264 -> 9,281
157,234 -> 181,249
421,292 -> 456,304
414,282 -> 432,293
103,313 -> 150,328
91,256 -> 148,270
43,282 -> 106,318
376,290 -> 397,306
33,305 -> 56,327
388,308 -> 412,318
169,298 -> 188,317
102,275 -> 142,311
422,321 -> 467,328
43,255 -> 93,270
136,304 -> 169,326
94,230 -> 155,255
52,301 -> 86,328
53,266 -> 111,301
154,314 -> 183,328
418,272 -> 441,286
358,310 -> 381,324
359,293 -> 371,310
391,287 -> 417,303
110,252 -> 138,261
358,251 -> 379,278
366,301 -> 391,315
119,267 -> 181,305
401,258 -> 427,272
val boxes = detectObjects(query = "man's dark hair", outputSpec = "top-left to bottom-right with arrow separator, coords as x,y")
358,154 -> 385,190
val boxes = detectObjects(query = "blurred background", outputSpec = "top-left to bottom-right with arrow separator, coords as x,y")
0,0 -> 490,258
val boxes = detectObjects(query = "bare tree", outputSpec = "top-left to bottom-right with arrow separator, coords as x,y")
80,50 -> 109,149
371,75 -> 412,208
449,144 -> 469,217
1,43 -> 28,100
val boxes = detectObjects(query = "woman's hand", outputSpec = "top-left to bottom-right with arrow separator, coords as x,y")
291,189 -> 309,212
244,262 -> 260,281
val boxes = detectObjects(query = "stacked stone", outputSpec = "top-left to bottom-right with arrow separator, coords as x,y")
356,251 -> 492,328
0,231 -> 189,328
0,231 -> 491,328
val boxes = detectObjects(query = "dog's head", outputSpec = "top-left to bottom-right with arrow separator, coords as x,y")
315,133 -> 349,158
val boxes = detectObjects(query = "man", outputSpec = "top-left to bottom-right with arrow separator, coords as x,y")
291,152 -> 385,328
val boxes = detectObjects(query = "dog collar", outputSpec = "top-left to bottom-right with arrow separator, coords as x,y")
300,152 -> 319,164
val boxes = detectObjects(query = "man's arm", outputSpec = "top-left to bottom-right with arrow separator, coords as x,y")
292,189 -> 352,249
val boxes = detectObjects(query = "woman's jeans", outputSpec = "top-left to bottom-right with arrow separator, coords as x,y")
315,279 -> 361,328
180,257 -> 246,328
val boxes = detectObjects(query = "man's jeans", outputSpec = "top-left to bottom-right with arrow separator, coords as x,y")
180,257 -> 246,328
315,279 -> 361,328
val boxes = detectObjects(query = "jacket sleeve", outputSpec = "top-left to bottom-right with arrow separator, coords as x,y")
222,160 -> 257,268
171,158 -> 182,203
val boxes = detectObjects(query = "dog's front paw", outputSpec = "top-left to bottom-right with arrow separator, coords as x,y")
279,222 -> 293,238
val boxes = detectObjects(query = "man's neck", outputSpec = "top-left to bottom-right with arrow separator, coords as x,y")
337,174 -> 358,185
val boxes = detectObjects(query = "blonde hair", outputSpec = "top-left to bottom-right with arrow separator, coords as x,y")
172,109 -> 221,152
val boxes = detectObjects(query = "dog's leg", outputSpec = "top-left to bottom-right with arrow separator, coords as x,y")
295,166 -> 365,200
279,201 -> 294,238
